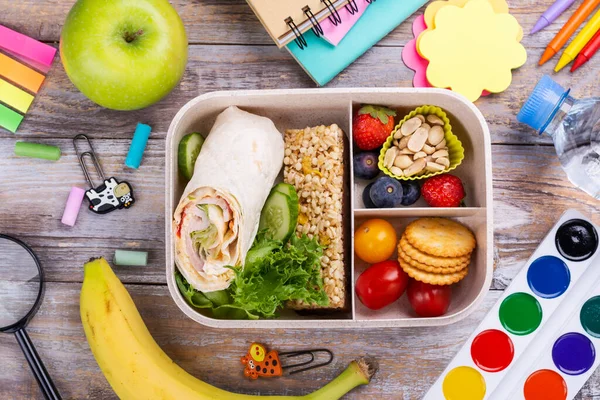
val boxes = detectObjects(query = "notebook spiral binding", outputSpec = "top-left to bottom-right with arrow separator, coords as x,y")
285,17 -> 308,49
290,0 -> 364,50
303,6 -> 324,37
322,0 -> 342,25
345,0 -> 358,14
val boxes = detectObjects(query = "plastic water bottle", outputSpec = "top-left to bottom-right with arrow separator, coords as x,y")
518,75 -> 600,199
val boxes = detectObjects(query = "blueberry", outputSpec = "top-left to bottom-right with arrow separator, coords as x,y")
401,181 -> 421,206
370,177 -> 403,208
353,152 -> 380,180
362,182 -> 376,208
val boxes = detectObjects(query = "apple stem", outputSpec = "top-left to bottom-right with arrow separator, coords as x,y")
124,29 -> 144,43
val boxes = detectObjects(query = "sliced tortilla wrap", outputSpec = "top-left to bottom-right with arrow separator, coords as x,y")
173,106 -> 284,292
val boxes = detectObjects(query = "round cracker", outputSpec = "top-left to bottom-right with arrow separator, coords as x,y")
398,245 -> 468,274
399,236 -> 471,267
404,218 -> 476,257
399,260 -> 468,285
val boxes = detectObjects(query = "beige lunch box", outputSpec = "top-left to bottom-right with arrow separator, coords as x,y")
165,88 -> 493,329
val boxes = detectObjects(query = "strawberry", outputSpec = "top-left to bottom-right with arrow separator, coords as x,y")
353,105 -> 396,150
421,174 -> 465,207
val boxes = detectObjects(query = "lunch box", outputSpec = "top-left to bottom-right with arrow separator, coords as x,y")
165,88 -> 493,328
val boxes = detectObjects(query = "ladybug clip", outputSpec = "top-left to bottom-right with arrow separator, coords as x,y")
241,343 -> 333,380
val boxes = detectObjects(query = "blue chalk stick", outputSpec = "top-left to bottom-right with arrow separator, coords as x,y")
125,123 -> 151,169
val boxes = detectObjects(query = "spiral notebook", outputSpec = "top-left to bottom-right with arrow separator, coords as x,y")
246,0 -> 350,48
287,0 -> 428,85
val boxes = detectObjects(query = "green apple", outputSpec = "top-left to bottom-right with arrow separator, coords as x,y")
60,0 -> 188,111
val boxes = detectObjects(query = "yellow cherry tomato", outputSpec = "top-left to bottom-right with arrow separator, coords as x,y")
354,219 -> 397,264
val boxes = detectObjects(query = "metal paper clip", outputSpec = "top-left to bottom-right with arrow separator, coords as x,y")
73,134 -> 135,214
241,343 -> 333,380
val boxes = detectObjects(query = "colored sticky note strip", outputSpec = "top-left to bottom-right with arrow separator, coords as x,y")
0,25 -> 56,68
0,103 -> 24,133
0,77 -> 34,113
0,52 -> 45,93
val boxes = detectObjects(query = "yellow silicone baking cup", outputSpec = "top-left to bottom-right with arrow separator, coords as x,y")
378,105 -> 464,181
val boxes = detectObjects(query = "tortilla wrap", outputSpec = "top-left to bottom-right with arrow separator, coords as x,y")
173,106 -> 284,292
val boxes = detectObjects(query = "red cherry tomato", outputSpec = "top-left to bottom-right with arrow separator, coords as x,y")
407,280 -> 452,317
355,260 -> 409,310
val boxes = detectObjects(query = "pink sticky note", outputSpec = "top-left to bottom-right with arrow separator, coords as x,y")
402,15 -> 431,88
321,0 -> 371,46
402,15 -> 490,96
0,25 -> 56,72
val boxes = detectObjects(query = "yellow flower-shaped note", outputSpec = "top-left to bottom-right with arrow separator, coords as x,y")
424,0 -> 509,29
421,0 -> 522,42
419,0 -> 527,102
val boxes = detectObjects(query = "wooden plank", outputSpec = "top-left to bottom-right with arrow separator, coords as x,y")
1,139 -> 599,290
0,282 -> 597,399
1,44 -> 597,145
0,0 -> 586,47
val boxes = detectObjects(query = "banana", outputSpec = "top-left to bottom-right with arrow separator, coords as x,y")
80,258 -> 375,400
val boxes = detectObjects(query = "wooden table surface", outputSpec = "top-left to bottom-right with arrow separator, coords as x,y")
1,0 -> 599,399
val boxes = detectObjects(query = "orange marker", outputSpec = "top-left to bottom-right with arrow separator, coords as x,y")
539,0 -> 600,65
0,53 -> 45,93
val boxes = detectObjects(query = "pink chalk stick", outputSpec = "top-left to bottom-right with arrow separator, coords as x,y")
0,25 -> 56,70
61,187 -> 85,227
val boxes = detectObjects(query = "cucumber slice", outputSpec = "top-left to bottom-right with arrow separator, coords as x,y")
178,133 -> 205,180
258,190 -> 298,242
273,183 -> 299,204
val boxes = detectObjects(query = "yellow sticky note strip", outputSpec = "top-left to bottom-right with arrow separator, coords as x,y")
0,77 -> 34,113
0,53 -> 45,93
419,0 -> 527,102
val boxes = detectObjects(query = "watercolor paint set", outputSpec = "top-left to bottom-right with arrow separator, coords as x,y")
424,209 -> 600,400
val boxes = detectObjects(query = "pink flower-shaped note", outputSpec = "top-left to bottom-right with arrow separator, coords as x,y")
402,15 -> 431,88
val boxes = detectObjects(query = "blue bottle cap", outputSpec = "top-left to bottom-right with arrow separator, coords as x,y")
125,123 -> 152,169
517,75 -> 570,134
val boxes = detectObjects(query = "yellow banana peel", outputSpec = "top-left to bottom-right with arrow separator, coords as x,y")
80,258 -> 376,399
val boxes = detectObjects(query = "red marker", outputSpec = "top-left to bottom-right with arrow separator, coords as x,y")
571,30 -> 600,71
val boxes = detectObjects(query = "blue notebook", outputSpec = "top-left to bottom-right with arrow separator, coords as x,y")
287,0 -> 428,86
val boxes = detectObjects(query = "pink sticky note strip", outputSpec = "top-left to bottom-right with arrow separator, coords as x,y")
402,15 -> 490,96
321,0 -> 371,46
0,25 -> 56,71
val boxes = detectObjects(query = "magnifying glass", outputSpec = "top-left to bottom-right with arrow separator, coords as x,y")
0,234 -> 61,400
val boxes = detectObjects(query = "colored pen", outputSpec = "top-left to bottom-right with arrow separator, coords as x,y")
571,29 -> 600,71
555,9 -> 600,71
539,0 -> 600,65
531,0 -> 577,34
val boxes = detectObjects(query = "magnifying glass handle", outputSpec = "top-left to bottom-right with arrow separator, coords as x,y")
14,328 -> 62,400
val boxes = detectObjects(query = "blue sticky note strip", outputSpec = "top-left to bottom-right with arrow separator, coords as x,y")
125,123 -> 151,169
287,0 -> 427,86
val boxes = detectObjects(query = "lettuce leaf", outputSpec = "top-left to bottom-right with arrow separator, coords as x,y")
175,270 -> 259,320
175,233 -> 328,319
228,233 -> 329,318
